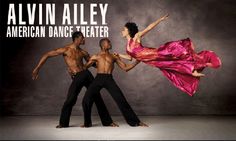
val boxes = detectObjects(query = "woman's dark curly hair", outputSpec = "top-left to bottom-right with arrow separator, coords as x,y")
125,22 -> 139,38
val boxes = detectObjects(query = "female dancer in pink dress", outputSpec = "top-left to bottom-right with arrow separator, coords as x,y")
117,14 -> 221,96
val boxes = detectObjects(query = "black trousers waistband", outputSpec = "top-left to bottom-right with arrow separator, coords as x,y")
71,69 -> 89,79
96,73 -> 113,77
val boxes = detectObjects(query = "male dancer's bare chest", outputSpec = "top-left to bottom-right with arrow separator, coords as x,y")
63,49 -> 86,69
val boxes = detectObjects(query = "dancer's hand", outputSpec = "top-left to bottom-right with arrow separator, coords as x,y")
113,52 -> 119,57
32,68 -> 39,80
67,69 -> 75,77
160,14 -> 169,21
113,52 -> 122,60
138,14 -> 169,38
135,60 -> 141,64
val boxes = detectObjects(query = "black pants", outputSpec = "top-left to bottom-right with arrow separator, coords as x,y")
82,74 -> 140,127
59,70 -> 113,127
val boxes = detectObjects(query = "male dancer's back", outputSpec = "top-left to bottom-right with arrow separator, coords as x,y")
82,38 -> 148,127
32,32 -> 117,128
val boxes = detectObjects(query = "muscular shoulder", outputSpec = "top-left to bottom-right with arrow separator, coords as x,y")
62,45 -> 71,51
133,32 -> 142,43
61,46 -> 70,53
50,46 -> 69,54
90,54 -> 98,60
64,43 -> 74,50
64,43 -> 77,52
53,45 -> 70,57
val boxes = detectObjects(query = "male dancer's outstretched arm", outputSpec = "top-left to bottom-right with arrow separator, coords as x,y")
114,55 -> 140,72
114,53 -> 133,61
84,55 -> 97,69
82,50 -> 97,68
32,47 -> 67,80
84,54 -> 140,72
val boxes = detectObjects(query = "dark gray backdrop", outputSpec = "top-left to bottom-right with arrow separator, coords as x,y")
0,0 -> 236,116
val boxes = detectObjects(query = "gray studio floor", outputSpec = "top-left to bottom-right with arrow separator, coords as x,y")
0,116 -> 236,140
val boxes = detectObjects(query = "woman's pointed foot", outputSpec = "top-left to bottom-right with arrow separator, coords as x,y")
192,70 -> 205,77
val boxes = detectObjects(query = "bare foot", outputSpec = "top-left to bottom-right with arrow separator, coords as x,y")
80,124 -> 92,128
109,122 -> 119,127
192,70 -> 205,77
56,125 -> 68,128
139,122 -> 149,127
206,63 -> 213,68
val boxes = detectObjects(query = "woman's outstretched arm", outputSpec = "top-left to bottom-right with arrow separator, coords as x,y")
135,14 -> 169,39
113,53 -> 133,61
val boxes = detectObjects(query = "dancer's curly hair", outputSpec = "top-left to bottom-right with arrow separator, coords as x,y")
125,22 -> 139,38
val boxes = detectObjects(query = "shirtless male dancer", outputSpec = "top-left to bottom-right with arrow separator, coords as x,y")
32,32 -> 118,128
81,38 -> 148,127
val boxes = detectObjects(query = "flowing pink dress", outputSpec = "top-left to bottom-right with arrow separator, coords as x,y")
126,38 -> 221,96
